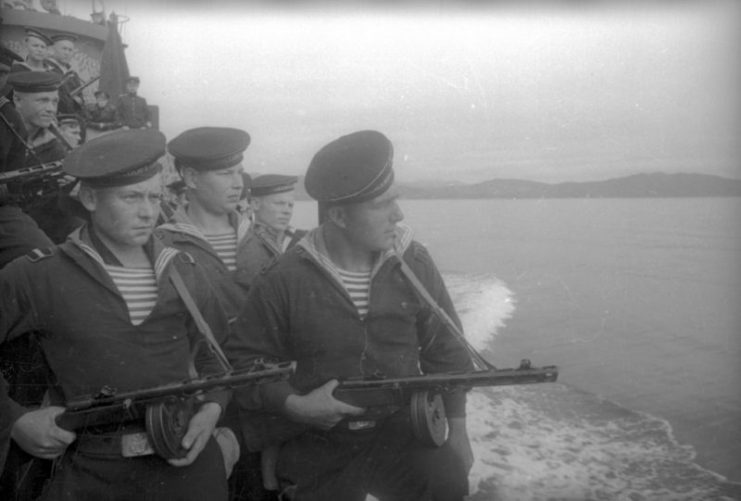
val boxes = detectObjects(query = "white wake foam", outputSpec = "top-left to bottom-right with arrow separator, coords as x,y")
443,273 -> 516,351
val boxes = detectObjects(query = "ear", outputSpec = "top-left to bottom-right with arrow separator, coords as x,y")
325,205 -> 347,229
250,197 -> 262,211
77,183 -> 97,212
181,167 -> 198,189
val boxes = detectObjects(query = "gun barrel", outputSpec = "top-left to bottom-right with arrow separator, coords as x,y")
334,365 -> 558,409
62,362 -> 294,413
339,366 -> 558,391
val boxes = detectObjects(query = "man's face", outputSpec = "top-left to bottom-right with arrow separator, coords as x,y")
95,95 -> 108,107
14,91 -> 59,129
126,81 -> 139,94
339,188 -> 404,253
252,190 -> 295,232
84,176 -> 163,250
25,36 -> 48,62
52,40 -> 74,64
59,123 -> 81,147
187,165 -> 244,215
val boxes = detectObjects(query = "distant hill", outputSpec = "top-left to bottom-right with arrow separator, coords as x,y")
394,173 -> 741,199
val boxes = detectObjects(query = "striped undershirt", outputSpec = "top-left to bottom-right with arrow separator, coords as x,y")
337,268 -> 372,318
205,232 -> 238,271
105,265 -> 158,326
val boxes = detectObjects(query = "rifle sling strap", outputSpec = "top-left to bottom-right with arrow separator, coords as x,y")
396,253 -> 491,370
169,265 -> 232,375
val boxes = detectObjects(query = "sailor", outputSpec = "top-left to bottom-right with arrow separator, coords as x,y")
156,127 -> 252,318
223,173 -> 306,499
0,129 -> 233,500
230,130 -> 474,500
7,71 -> 82,243
238,173 -> 306,287
157,128 -> 284,499
45,32 -> 87,118
10,27 -> 53,73
87,89 -> 121,131
57,113 -> 82,147
9,71 -> 69,165
0,72 -> 56,267
166,178 -> 188,208
117,76 -> 152,130
0,73 -> 61,500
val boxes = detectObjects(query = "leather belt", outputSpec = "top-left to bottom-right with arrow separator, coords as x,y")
74,425 -> 154,458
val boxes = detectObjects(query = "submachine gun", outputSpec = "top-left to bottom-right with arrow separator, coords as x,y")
250,258 -> 559,450
55,361 -> 294,459
332,258 -> 559,446
334,359 -> 557,446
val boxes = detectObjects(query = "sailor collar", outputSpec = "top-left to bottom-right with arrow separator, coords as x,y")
298,222 -> 413,287
69,224 -> 180,283
158,208 -> 250,245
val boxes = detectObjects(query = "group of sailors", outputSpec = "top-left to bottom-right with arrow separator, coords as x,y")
1,26 -> 152,144
0,27 -> 475,501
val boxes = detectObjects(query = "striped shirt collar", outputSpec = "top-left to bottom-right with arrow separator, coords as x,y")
69,225 -> 180,283
298,222 -> 413,288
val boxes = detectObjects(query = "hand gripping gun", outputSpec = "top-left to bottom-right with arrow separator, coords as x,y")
55,361 -> 294,459
335,360 -> 558,446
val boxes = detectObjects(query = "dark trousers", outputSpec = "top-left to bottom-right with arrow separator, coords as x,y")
277,416 -> 468,501
39,437 -> 228,501
229,450 -> 278,501
0,205 -> 53,268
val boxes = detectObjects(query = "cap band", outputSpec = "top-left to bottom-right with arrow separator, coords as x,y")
251,184 -> 295,198
177,152 -> 243,172
84,162 -> 162,188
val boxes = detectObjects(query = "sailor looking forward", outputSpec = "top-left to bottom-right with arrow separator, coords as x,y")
238,173 -> 306,287
0,129 -> 234,500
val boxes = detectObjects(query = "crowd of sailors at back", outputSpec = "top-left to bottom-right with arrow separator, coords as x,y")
1,27 -> 152,141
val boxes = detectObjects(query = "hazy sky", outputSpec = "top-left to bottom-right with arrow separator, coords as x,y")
58,0 -> 740,183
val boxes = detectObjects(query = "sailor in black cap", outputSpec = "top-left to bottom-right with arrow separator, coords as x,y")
45,32 -> 77,75
231,130 -> 474,500
239,173 -> 306,287
43,32 -> 88,120
6,71 -> 82,243
157,127 -> 255,491
0,129 -> 232,500
166,178 -> 188,205
8,71 -> 69,163
87,89 -> 121,131
0,73 -> 55,268
157,126 -> 252,317
117,75 -> 152,130
10,28 -> 53,73
57,112 -> 82,147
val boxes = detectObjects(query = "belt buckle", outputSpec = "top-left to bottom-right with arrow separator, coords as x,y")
347,420 -> 376,431
121,431 -> 155,457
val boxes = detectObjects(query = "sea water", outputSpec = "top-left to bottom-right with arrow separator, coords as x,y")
292,197 -> 741,500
